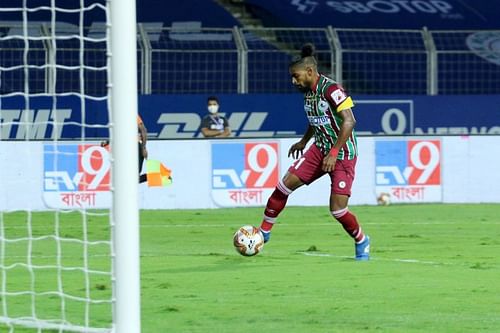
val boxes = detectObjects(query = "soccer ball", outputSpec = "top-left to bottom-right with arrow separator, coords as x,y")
233,225 -> 264,256
377,192 -> 391,206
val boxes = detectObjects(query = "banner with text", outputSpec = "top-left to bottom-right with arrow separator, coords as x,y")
375,139 -> 442,203
2,136 -> 500,211
211,142 -> 279,207
245,0 -> 500,29
43,143 -> 111,209
1,94 -> 499,140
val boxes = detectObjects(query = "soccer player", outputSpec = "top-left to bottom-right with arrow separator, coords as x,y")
259,43 -> 370,260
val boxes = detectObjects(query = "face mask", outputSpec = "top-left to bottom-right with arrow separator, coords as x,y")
208,105 -> 219,114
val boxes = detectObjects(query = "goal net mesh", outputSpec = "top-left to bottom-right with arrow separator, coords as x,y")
0,1 -> 114,332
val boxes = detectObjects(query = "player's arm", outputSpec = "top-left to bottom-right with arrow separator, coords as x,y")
288,125 -> 314,159
301,124 -> 314,143
323,86 -> 356,171
332,108 -> 356,152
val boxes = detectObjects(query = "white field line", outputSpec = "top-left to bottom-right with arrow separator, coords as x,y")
298,251 -> 447,266
5,252 -> 444,266
4,251 -> 492,269
19,251 -> 469,268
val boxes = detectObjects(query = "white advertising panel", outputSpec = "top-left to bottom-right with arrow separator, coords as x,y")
210,141 -> 279,207
42,143 -> 112,209
375,139 -> 442,203
1,136 -> 500,211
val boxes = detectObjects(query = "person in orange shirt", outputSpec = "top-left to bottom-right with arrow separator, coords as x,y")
137,115 -> 148,183
101,115 -> 148,183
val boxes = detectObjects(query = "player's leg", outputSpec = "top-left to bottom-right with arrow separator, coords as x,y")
259,145 -> 324,242
330,194 -> 365,243
328,158 -> 370,260
259,172 -> 302,242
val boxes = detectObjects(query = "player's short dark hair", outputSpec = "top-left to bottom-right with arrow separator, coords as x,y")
207,96 -> 219,103
289,43 -> 317,69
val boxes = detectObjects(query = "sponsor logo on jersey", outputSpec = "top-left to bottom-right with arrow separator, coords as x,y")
318,100 -> 329,112
375,139 -> 442,203
211,142 -> 279,207
43,144 -> 111,208
330,89 -> 347,105
308,115 -> 331,126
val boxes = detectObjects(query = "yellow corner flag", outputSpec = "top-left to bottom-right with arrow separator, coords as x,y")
146,159 -> 173,187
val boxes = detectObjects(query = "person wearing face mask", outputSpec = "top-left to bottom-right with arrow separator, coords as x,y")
200,96 -> 231,138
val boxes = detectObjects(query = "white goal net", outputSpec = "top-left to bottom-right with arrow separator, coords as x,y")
0,1 -> 140,332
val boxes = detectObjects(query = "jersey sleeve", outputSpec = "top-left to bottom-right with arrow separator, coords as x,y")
325,84 -> 354,112
200,115 -> 211,129
223,117 -> 229,128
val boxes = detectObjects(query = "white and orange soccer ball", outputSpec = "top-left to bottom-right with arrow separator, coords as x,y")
377,192 -> 391,206
233,225 -> 264,256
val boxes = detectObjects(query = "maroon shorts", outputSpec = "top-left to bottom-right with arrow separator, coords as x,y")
288,144 -> 357,196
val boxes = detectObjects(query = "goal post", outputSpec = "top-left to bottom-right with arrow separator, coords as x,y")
109,0 -> 141,331
0,0 -> 141,331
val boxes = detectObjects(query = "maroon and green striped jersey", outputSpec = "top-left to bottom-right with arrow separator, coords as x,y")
303,74 -> 358,160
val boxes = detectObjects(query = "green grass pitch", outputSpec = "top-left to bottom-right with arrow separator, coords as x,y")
1,204 -> 499,332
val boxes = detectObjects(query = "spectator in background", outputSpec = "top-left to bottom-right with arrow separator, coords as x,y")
200,96 -> 231,138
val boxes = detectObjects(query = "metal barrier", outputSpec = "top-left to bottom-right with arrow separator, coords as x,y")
1,23 -> 499,95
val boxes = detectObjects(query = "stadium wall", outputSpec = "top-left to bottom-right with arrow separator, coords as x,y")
1,136 -> 499,211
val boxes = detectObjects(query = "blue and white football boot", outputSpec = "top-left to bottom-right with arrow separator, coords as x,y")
355,236 -> 370,261
259,228 -> 271,243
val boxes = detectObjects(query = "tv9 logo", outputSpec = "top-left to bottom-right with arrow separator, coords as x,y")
376,140 -> 441,186
211,142 -> 279,207
44,144 -> 110,192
